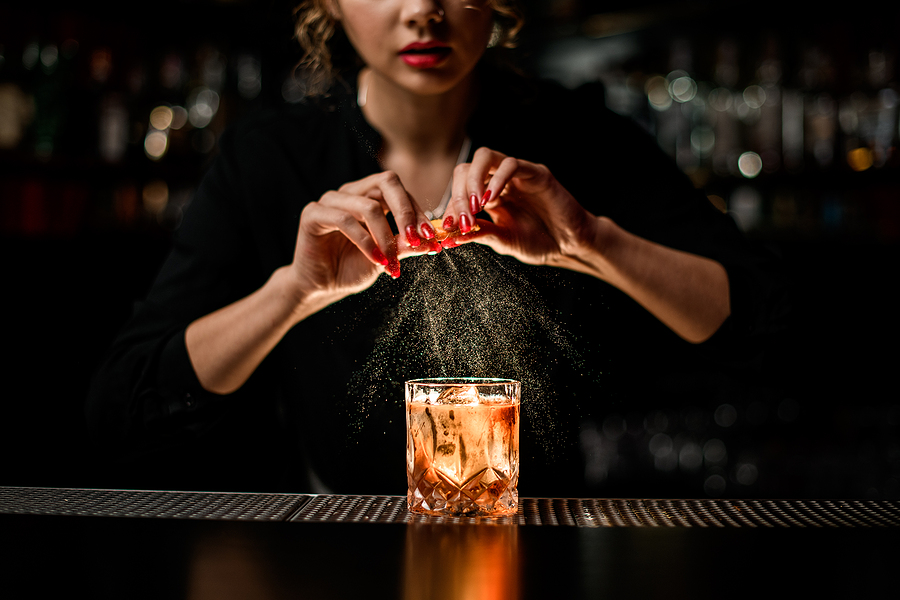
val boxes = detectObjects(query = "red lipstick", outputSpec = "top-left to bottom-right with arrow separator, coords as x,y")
399,41 -> 451,69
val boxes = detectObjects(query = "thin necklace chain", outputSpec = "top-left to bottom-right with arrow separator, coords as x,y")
357,70 -> 472,220
426,135 -> 471,220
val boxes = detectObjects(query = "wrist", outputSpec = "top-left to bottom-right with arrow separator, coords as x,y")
589,216 -> 622,258
558,215 -> 624,281
272,265 -> 342,325
268,266 -> 312,326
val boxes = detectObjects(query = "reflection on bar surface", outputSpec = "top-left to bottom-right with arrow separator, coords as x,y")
404,523 -> 521,600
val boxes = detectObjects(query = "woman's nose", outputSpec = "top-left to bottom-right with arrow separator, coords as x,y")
400,0 -> 445,26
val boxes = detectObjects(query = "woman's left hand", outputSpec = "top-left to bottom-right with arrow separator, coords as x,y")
440,148 -> 732,344
439,147 -> 599,271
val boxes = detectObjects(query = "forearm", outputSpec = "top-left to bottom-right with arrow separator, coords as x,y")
184,266 -> 331,395
567,217 -> 731,343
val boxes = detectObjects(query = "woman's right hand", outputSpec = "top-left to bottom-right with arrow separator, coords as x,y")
186,170 -> 440,395
289,171 -> 442,306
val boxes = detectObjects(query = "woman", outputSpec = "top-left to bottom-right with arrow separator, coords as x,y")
87,0 -> 786,494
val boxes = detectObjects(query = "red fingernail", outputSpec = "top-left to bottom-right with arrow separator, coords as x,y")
481,189 -> 492,207
390,260 -> 401,279
420,221 -> 435,239
372,247 -> 389,266
460,214 -> 471,233
469,194 -> 479,214
405,224 -> 421,247
443,215 -> 455,230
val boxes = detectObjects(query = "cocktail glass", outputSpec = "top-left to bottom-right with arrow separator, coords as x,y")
406,378 -> 520,516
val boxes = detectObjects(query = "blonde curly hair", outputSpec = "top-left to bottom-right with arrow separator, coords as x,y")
293,0 -> 524,96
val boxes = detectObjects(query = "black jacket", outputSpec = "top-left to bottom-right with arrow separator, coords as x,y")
86,69 -> 788,495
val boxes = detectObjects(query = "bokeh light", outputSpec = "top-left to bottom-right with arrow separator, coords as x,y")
738,151 -> 763,178
735,463 -> 759,486
645,75 -> 671,111
39,44 -> 58,73
742,85 -> 766,109
170,106 -> 188,130
679,442 -> 703,471
149,106 -> 174,131
89,48 -> 112,83
708,87 -> 733,112
602,414 -> 626,441
142,180 -> 169,215
704,438 -> 727,465
691,126 -> 715,157
144,129 -> 168,160
729,186 -> 763,231
669,73 -> 697,103
847,147 -> 874,171
22,42 -> 39,70
649,433 -> 673,458
187,87 -> 219,128
703,473 -> 726,497
237,54 -> 262,99
714,404 -> 738,428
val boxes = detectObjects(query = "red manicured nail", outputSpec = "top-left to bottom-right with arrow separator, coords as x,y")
481,189 -> 492,207
460,214 -> 471,233
405,224 -> 421,247
372,247 -> 389,266
420,221 -> 435,239
443,215 -> 455,230
469,194 -> 479,214
389,260 -> 401,279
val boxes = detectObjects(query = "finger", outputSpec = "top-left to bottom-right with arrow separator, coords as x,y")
319,190 -> 398,260
467,147 -> 509,210
340,171 -> 436,248
482,156 -> 521,206
442,147 -> 504,235
440,162 -> 471,235
398,233 -> 443,258
301,202 -> 398,277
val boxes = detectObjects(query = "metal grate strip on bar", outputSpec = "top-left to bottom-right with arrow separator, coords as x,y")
286,495 -> 900,528
2,487 -> 899,527
0,486 -> 306,521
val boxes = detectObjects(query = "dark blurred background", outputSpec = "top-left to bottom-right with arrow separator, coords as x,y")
1,0 -> 898,499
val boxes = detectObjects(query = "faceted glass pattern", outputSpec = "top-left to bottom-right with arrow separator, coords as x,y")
406,378 -> 520,516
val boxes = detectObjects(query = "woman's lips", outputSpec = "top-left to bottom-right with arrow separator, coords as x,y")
399,42 -> 451,69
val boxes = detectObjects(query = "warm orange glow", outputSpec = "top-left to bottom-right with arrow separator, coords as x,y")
90,48 -> 112,83
142,180 -> 169,214
403,524 -> 521,600
847,147 -> 874,171
707,195 -> 727,213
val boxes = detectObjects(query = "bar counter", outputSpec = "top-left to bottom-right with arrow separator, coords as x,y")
2,487 -> 898,598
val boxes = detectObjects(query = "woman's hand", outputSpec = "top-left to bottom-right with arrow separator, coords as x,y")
439,147 -> 599,273
186,170 -> 441,395
291,171 -> 442,306
438,147 -> 731,344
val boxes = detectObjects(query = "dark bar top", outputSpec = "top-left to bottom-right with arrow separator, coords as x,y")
2,487 -> 898,599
